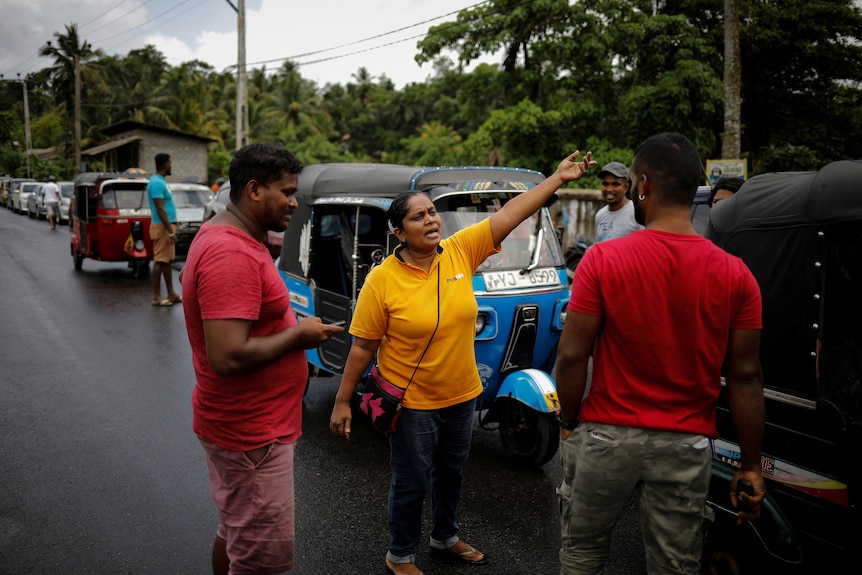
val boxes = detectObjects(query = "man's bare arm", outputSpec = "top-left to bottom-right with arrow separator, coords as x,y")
554,310 -> 602,429
203,317 -> 343,376
725,327 -> 766,523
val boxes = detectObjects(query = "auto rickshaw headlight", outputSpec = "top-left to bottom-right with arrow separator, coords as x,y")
552,296 -> 569,331
474,308 -> 497,341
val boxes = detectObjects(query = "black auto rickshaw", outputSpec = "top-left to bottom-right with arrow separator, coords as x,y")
700,160 -> 861,573
70,172 -> 153,279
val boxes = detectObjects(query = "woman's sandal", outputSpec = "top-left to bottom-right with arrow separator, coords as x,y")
385,558 -> 425,575
430,541 -> 488,565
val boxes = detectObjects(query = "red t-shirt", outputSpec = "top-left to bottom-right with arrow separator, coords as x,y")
568,229 -> 762,437
182,222 -> 307,450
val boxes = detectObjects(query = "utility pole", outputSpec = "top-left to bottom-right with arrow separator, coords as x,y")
226,0 -> 248,150
1,74 -> 33,178
22,77 -> 32,179
73,52 -> 82,174
237,0 -> 248,149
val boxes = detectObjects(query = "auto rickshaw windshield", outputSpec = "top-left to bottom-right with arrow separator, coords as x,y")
99,184 -> 149,210
438,202 -> 564,271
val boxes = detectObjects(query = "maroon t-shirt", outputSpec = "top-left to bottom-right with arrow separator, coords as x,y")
568,229 -> 762,437
182,222 -> 307,450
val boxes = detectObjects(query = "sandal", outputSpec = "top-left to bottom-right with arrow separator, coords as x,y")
167,294 -> 182,303
151,298 -> 174,307
431,541 -> 488,566
385,558 -> 425,575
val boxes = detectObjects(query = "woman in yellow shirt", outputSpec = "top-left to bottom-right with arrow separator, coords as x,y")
330,150 -> 596,575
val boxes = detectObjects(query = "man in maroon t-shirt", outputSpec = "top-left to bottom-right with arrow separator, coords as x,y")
182,143 -> 343,575
554,133 -> 765,575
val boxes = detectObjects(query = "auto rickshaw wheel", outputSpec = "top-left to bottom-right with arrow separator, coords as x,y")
498,398 -> 558,466
131,258 -> 150,280
700,514 -> 778,575
73,252 -> 84,271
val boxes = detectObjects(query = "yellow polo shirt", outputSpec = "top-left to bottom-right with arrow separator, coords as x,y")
350,218 -> 500,410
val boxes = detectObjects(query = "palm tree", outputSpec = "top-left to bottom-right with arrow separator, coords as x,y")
39,23 -> 101,174
263,68 -> 332,143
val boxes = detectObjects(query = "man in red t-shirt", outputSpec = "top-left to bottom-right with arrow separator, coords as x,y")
554,133 -> 765,575
182,143 -> 344,575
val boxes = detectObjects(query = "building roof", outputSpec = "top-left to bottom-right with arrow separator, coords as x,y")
81,135 -> 143,156
100,120 -> 216,143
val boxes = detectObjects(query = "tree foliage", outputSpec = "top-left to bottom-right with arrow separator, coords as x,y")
4,0 -> 862,182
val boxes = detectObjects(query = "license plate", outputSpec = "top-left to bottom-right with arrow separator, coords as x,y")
482,268 -> 561,291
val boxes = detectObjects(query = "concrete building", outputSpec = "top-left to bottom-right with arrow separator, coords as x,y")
81,120 -> 214,182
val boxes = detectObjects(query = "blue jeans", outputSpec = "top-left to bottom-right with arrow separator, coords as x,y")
386,398 -> 476,563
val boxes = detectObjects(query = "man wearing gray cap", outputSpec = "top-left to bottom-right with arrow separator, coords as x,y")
594,161 -> 643,242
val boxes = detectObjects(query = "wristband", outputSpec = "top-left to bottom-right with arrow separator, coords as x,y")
555,414 -> 578,431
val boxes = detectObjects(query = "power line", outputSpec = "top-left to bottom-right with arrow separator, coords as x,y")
79,0 -> 136,32
90,0 -> 197,46
81,0 -> 155,37
6,0 -> 500,80
4,0 -> 197,76
107,0 -> 207,50
231,0 -> 491,71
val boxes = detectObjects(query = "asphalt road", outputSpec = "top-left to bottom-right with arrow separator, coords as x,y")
0,207 -> 646,575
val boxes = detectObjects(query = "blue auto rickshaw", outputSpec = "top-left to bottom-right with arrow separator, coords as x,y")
278,163 -> 570,465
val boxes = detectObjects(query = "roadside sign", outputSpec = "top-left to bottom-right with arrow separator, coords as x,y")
706,159 -> 747,185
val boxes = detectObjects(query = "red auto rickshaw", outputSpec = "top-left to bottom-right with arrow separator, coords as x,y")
70,172 -> 153,279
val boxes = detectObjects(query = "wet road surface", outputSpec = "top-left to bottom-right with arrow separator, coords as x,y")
0,207 -> 646,574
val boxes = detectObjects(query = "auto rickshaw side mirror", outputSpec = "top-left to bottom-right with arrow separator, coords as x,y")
386,232 -> 399,256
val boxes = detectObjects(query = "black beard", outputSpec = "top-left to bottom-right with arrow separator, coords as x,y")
631,181 -> 645,226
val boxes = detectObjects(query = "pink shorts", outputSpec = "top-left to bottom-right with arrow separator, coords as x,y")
199,439 -> 296,575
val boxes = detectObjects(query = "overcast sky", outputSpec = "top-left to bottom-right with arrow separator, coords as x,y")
0,0 -> 495,88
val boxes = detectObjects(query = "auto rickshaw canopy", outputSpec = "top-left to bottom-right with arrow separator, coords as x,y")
705,159 -> 862,420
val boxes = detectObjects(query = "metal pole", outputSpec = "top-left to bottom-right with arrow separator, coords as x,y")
22,78 -> 32,178
236,0 -> 248,149
74,54 -> 82,174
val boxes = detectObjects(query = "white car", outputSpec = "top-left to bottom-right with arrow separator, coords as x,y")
15,181 -> 42,215
168,182 -> 213,259
58,181 -> 73,225
204,183 -> 230,221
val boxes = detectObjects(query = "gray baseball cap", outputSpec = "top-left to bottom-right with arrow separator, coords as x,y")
598,161 -> 630,181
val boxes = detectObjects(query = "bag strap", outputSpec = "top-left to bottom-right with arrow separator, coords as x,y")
401,264 -> 441,396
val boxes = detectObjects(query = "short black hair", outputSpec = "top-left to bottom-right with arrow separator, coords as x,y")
386,191 -> 428,231
708,176 -> 745,206
632,132 -> 702,206
155,153 -> 171,170
228,143 -> 303,202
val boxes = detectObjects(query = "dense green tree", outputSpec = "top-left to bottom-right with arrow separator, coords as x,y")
417,0 -> 574,105
263,64 -> 332,142
398,121 -> 463,166
738,0 -> 862,170
6,3 -> 862,179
